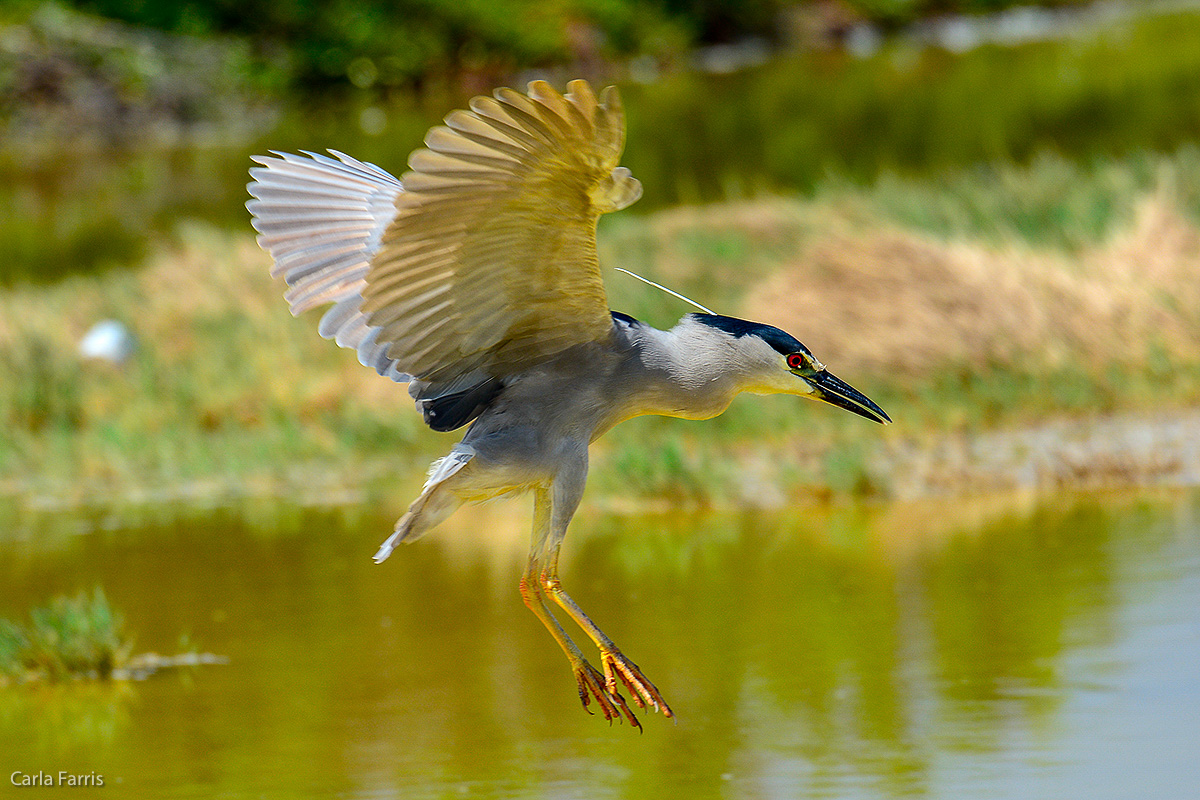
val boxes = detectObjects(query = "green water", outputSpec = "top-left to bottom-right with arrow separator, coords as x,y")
1,491 -> 1197,798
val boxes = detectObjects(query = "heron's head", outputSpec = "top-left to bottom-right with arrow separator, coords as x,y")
687,314 -> 891,424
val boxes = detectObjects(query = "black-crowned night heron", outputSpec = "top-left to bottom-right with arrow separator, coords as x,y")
247,80 -> 889,729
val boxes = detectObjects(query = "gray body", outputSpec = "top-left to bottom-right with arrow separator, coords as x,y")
377,313 -> 762,557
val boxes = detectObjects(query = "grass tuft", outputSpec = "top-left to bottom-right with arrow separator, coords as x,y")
0,588 -> 132,683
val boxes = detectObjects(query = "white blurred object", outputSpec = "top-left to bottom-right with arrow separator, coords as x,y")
846,24 -> 882,58
79,319 -> 136,364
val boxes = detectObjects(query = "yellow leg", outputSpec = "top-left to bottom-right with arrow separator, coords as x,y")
518,563 -> 640,728
539,565 -> 673,719
521,486 -> 643,728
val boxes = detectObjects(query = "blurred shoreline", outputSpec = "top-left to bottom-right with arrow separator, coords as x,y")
4,407 -> 1200,520
5,166 -> 1200,514
876,409 -> 1200,501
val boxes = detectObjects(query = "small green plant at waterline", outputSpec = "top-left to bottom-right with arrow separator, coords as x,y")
0,588 -> 131,683
0,588 -> 227,686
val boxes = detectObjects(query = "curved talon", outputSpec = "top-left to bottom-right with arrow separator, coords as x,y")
600,649 -> 674,719
573,659 -> 641,729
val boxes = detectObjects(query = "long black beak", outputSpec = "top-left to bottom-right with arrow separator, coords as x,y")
804,370 -> 891,424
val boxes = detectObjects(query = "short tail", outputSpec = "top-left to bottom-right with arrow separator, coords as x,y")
373,448 -> 474,563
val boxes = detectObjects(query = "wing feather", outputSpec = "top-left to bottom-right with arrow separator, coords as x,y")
247,150 -> 411,380
362,81 -> 637,383
248,79 -> 642,411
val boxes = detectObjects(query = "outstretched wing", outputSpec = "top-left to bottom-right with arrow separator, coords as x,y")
247,149 -> 411,381
248,79 -> 641,396
363,79 -> 641,384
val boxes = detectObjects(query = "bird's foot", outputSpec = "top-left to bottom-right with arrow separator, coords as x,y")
572,657 -> 641,730
598,646 -> 674,720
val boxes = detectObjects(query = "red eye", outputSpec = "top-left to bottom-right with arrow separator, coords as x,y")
787,353 -> 806,369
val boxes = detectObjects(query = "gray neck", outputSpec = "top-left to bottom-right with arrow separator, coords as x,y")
602,318 -> 748,428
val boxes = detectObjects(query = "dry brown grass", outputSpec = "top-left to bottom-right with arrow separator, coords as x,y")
742,190 -> 1200,376
5,178 -> 1200,506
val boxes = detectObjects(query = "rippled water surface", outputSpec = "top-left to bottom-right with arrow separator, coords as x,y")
2,492 -> 1198,798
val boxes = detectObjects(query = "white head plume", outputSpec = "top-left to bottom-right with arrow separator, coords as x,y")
614,268 -> 714,314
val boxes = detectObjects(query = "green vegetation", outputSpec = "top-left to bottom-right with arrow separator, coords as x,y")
0,588 -> 223,684
622,10 -> 1200,205
8,4 -> 1200,284
33,0 -> 1114,92
58,0 -> 676,89
33,0 -> 1175,94
0,588 -> 132,683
